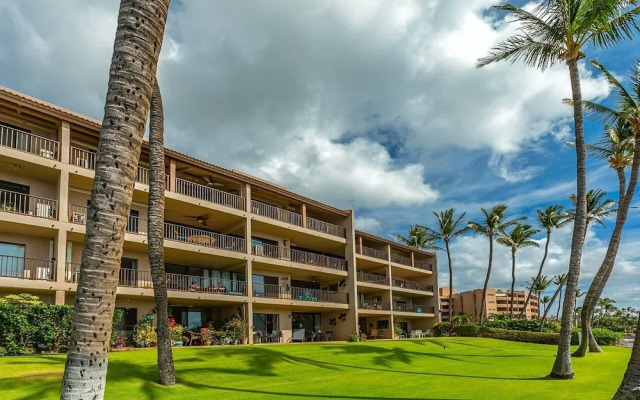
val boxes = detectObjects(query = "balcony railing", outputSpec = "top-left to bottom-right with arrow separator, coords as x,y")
251,200 -> 302,226
252,243 -> 347,271
0,255 -> 54,281
175,177 -> 245,210
391,254 -> 412,266
306,217 -> 346,238
392,279 -> 433,292
357,271 -> 389,286
358,300 -> 391,311
68,204 -> 148,234
135,166 -> 150,185
252,283 -> 348,304
70,146 -> 96,170
358,245 -> 388,261
164,222 -> 246,253
0,123 -> 59,160
393,303 -> 435,314
166,274 -> 246,296
0,189 -> 58,220
414,260 -> 433,271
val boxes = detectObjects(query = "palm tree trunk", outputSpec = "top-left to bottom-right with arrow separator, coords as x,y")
446,240 -> 453,322
574,140 -> 640,358
510,249 -> 516,319
478,235 -> 493,325
557,286 -> 563,320
550,57 -> 588,380
521,231 -> 550,318
611,316 -> 640,399
148,80 -> 175,385
60,2 -> 170,399
540,282 -> 563,332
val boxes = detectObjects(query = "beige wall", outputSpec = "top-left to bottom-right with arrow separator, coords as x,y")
0,169 -> 58,200
0,232 -> 53,261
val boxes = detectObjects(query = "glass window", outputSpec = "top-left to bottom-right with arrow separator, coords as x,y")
0,242 -> 26,277
253,313 -> 280,334
377,320 -> 389,330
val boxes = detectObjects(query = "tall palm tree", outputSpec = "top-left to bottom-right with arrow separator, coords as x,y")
467,205 -> 525,324
497,224 -> 540,318
148,80 -> 175,385
520,205 -> 569,318
541,296 -> 552,317
612,317 -> 640,399
567,189 -> 617,237
595,297 -> 617,327
477,0 -> 640,380
421,209 -> 469,321
60,1 -> 171,398
540,274 -> 568,332
573,60 -> 640,358
394,225 -> 438,250
573,289 -> 587,328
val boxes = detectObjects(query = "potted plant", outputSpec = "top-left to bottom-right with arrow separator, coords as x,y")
134,319 -> 155,348
201,328 -> 213,346
114,337 -> 124,349
225,315 -> 249,345
170,324 -> 184,346
394,326 -> 404,340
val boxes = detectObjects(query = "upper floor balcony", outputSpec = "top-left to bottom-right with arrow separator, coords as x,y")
251,200 -> 346,238
0,255 -> 54,281
251,243 -> 347,271
357,271 -> 389,286
68,204 -> 148,234
356,244 -> 388,261
392,279 -> 434,293
358,300 -> 391,311
70,146 -> 152,186
252,282 -> 348,304
392,303 -> 435,314
0,189 -> 58,220
1,123 -> 59,160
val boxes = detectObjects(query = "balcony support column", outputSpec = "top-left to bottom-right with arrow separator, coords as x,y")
246,301 -> 254,344
301,204 -> 307,228
358,236 -> 363,254
55,229 -> 67,283
59,121 -> 71,163
54,290 -> 66,306
168,159 -> 176,192
57,170 -> 69,223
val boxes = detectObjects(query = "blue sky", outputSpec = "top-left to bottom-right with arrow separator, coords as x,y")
0,0 -> 638,310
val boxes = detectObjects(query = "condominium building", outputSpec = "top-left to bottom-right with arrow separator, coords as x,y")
0,86 -> 439,343
447,288 -> 539,321
439,287 -> 453,322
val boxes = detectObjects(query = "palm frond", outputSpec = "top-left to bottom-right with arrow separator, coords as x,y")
587,4 -> 640,48
476,34 -> 564,70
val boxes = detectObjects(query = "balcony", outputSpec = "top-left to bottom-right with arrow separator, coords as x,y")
69,146 -> 150,185
358,300 -> 391,311
306,217 -> 346,238
391,254 -> 412,267
0,189 -> 58,220
251,200 -> 302,226
68,204 -> 148,234
393,303 -> 435,314
0,255 -> 54,281
392,279 -> 433,292
65,264 -> 247,296
251,243 -> 347,271
252,283 -> 348,304
356,245 -> 387,261
414,260 -> 433,271
357,271 -> 389,286
175,177 -> 245,211
0,123 -> 59,160
164,222 -> 246,253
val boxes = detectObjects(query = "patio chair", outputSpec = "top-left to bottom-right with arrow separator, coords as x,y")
323,330 -> 333,341
270,330 -> 282,343
292,328 -> 305,343
423,329 -> 431,337
376,329 -> 386,339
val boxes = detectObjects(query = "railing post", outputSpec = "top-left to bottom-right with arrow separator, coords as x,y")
169,159 -> 176,192
301,204 -> 307,228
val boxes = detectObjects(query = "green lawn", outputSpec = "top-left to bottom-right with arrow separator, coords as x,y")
0,338 -> 630,400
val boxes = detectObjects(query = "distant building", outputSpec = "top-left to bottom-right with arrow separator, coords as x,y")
440,287 -> 539,322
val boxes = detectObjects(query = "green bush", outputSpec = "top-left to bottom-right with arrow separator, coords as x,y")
478,327 -> 559,345
432,322 -> 452,337
484,318 -> 559,333
571,328 -> 623,346
347,332 -> 360,342
452,324 -> 479,337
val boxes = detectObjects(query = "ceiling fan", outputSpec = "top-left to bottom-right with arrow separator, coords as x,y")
203,175 -> 225,188
185,214 -> 210,226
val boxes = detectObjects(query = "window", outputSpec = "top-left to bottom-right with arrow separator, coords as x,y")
119,258 -> 138,286
126,209 -> 139,233
0,180 -> 30,214
377,320 -> 389,330
172,307 -> 209,332
396,321 -> 408,334
253,313 -> 279,334
252,274 -> 279,297
292,312 -> 321,333
0,242 -> 26,277
114,307 -> 138,339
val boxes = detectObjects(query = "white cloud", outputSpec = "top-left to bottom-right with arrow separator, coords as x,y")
355,217 -> 382,233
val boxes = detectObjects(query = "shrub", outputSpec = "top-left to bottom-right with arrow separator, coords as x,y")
433,322 -> 452,337
347,332 -> 360,342
571,328 -> 623,346
169,324 -> 185,342
134,318 -> 156,346
478,327 -> 559,345
484,318 -> 559,333
453,324 -> 479,337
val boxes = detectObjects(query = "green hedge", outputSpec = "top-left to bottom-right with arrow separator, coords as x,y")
453,324 -> 559,345
571,328 -> 623,346
452,324 -> 479,337
484,318 -> 560,333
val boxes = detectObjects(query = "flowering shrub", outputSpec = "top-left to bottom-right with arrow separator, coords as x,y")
170,324 -> 185,342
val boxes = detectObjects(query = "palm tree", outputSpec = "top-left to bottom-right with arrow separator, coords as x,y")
567,189 -> 617,237
573,289 -> 587,328
595,297 -> 617,327
497,224 -> 540,318
148,80 -> 175,385
573,60 -> 640,358
540,274 -> 568,332
612,317 -> 640,399
394,225 -> 438,250
541,296 -> 552,317
477,0 -> 640,380
520,205 -> 569,318
421,209 -> 469,322
60,1 -> 171,398
467,205 -> 525,324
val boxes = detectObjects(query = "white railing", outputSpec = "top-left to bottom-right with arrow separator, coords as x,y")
251,200 -> 302,226
306,217 -> 346,238
0,123 -> 59,160
135,166 -> 150,185
252,283 -> 348,303
0,255 -> 54,281
359,245 -> 387,260
252,243 -> 347,271
0,189 -> 58,220
392,279 -> 433,292
68,204 -> 147,234
70,146 -> 97,170
175,177 -> 245,210
164,222 -> 246,253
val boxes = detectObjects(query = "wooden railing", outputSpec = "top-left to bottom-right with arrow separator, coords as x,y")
251,200 -> 302,226
0,123 -> 59,160
391,254 -> 412,266
70,146 -> 96,170
0,189 -> 58,220
164,222 -> 246,253
306,217 -> 346,238
357,271 -> 389,286
175,177 -> 245,210
414,260 -> 433,271
358,301 -> 391,311
392,279 -> 433,292
252,243 -> 347,271
252,283 -> 348,304
68,204 -> 148,234
0,256 -> 54,281
393,303 -> 435,314
357,245 -> 388,260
